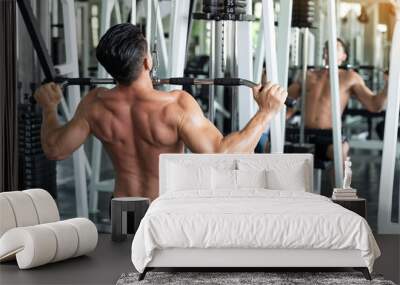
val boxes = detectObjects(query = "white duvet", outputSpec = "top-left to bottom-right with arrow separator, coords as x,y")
131,190 -> 380,273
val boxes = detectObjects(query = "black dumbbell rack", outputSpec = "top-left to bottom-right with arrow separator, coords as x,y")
18,95 -> 57,199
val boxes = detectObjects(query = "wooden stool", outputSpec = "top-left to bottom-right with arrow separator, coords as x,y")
111,197 -> 150,242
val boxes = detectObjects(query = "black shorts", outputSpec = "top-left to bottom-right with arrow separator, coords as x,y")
285,128 -> 347,161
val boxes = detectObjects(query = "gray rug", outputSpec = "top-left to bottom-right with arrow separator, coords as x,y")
116,271 -> 396,285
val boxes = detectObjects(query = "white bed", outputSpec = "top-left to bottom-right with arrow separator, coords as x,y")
131,154 -> 380,280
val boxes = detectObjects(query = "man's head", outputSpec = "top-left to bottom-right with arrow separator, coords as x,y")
96,23 -> 151,85
323,38 -> 348,66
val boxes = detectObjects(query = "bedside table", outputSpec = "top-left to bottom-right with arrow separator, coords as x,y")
111,197 -> 150,242
331,198 -> 367,218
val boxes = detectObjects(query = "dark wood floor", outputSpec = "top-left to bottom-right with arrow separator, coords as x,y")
0,234 -> 133,285
1,234 -> 398,285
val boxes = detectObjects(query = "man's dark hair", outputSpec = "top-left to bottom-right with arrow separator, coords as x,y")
96,23 -> 148,85
336,38 -> 349,55
323,38 -> 349,65
324,38 -> 349,57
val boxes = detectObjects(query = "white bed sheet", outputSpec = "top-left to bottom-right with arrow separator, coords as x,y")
131,190 -> 380,273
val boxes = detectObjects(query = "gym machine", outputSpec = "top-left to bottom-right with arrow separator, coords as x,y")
188,0 -> 294,146
17,0 -> 91,217
16,0 -> 295,217
18,0 -> 295,106
193,0 -> 254,133
18,90 -> 57,200
285,0 -> 322,192
284,0 -> 345,193
378,0 -> 400,234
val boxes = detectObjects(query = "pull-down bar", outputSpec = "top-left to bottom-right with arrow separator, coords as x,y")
54,77 -> 257,88
52,77 -> 296,107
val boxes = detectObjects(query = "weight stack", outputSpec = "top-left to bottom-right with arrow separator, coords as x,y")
18,97 -> 57,199
194,0 -> 254,21
203,0 -> 248,15
292,0 -> 315,28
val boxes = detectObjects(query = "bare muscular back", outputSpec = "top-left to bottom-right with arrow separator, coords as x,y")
84,88 -> 184,200
301,69 -> 355,129
34,77 -> 288,201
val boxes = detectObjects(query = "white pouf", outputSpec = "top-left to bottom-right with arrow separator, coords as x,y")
0,218 -> 98,269
24,188 -> 60,224
0,196 -> 17,237
0,189 -> 98,269
1,191 -> 40,227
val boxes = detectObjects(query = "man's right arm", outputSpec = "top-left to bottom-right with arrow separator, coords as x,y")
177,82 -> 287,153
286,82 -> 301,119
287,82 -> 301,99
285,71 -> 303,119
34,83 -> 91,160
287,70 -> 303,100
351,71 -> 388,113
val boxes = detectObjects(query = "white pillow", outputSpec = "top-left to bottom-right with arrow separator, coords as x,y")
236,169 -> 267,188
167,163 -> 212,191
266,164 -> 307,191
212,168 -> 237,190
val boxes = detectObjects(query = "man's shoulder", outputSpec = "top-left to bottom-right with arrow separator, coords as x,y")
163,90 -> 202,121
87,87 -> 110,98
343,69 -> 360,79
307,69 -> 319,78
167,90 -> 196,108
81,87 -> 107,103
343,69 -> 363,86
77,87 -> 110,117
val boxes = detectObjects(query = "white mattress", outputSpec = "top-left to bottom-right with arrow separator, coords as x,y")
131,190 -> 380,273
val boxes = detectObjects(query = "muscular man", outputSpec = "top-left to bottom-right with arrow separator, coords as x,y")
34,23 -> 287,200
287,38 -> 388,161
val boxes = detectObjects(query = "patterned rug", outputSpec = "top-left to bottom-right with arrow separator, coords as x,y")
116,271 -> 396,285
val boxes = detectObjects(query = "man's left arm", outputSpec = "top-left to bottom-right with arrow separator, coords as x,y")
34,83 -> 91,160
351,71 -> 388,113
